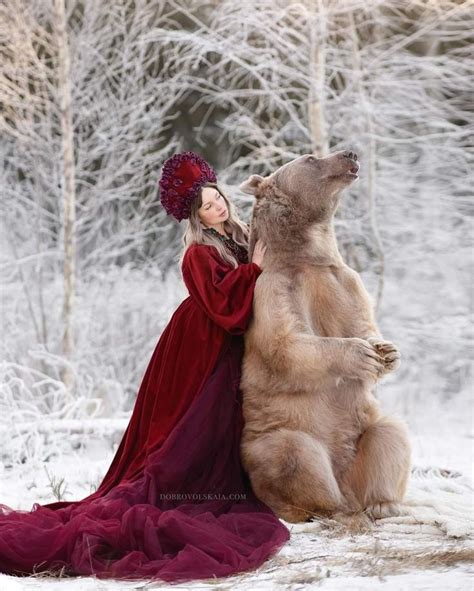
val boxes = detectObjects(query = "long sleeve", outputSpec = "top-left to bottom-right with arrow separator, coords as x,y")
182,244 -> 262,335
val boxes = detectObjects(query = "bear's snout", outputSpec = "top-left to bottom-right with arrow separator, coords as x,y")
341,150 -> 360,176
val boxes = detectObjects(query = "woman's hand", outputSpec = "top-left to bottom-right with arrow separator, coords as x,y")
252,239 -> 267,269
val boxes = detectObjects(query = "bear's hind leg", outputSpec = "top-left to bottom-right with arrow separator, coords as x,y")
341,416 -> 411,519
242,429 -> 347,523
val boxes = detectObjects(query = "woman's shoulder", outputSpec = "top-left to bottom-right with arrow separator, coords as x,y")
182,243 -> 220,267
183,242 -> 217,257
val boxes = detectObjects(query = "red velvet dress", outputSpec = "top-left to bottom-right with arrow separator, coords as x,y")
0,242 -> 290,583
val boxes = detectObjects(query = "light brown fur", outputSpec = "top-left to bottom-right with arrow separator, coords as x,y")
239,150 -> 411,523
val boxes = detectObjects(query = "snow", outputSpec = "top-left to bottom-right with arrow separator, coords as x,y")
0,406 -> 472,590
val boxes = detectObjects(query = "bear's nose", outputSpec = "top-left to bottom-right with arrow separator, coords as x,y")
343,150 -> 358,161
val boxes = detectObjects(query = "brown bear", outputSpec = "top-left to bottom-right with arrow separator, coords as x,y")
239,150 -> 411,524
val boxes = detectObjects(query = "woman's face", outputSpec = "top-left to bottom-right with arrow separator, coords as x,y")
198,186 -> 229,227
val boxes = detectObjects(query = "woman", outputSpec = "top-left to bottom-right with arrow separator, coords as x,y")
0,151 -> 290,583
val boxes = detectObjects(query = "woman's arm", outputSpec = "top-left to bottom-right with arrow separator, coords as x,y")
182,244 -> 262,334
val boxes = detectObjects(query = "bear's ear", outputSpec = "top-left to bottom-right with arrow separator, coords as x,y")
239,174 -> 265,196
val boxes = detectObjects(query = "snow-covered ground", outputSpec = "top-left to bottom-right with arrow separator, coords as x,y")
0,403 -> 472,591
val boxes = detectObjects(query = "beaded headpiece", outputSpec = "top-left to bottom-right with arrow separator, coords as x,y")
158,151 -> 217,222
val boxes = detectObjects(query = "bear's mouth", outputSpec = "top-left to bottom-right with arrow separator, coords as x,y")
345,164 -> 360,179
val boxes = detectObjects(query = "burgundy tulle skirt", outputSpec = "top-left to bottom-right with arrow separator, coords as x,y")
0,336 -> 290,583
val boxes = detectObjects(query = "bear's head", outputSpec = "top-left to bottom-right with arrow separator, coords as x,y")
239,150 -> 360,258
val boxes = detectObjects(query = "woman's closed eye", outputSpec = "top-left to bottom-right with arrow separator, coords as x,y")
205,195 -> 221,210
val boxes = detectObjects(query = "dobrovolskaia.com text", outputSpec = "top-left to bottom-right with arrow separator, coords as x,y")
159,493 -> 247,501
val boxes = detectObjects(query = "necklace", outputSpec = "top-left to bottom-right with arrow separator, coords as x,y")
203,227 -> 249,264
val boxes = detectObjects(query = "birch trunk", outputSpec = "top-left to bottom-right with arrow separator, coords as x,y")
54,0 -> 76,393
348,12 -> 385,312
307,0 -> 329,157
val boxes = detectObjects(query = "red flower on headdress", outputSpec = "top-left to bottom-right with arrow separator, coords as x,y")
158,151 -> 217,221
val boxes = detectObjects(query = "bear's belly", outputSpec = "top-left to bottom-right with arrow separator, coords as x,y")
241,378 -> 379,445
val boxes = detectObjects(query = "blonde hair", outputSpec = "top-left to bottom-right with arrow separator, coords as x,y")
177,182 -> 250,269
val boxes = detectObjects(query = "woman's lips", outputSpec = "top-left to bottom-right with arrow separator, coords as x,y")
219,211 -> 227,217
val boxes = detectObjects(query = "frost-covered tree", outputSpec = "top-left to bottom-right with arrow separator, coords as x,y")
0,0 -> 193,440
1,0 -> 185,355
